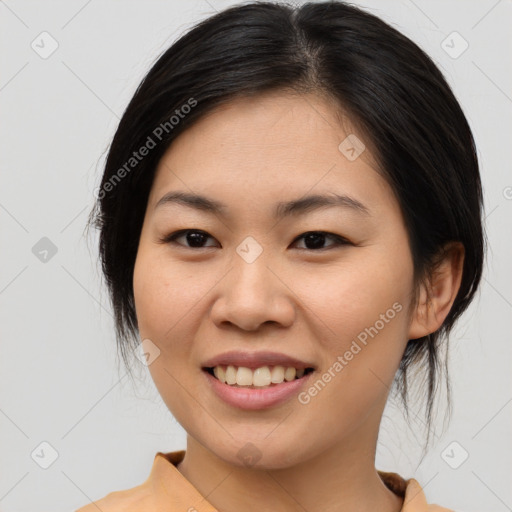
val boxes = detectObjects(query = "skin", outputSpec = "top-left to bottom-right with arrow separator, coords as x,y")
132,90 -> 464,512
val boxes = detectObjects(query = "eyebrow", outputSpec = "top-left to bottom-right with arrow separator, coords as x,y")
154,190 -> 370,218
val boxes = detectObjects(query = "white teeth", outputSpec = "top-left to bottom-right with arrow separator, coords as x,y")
213,366 -> 226,382
270,365 -> 285,383
253,367 -> 271,386
225,365 -> 237,385
210,365 -> 309,387
284,367 -> 296,381
236,367 -> 253,386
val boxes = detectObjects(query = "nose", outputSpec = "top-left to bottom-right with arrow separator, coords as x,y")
209,249 -> 296,332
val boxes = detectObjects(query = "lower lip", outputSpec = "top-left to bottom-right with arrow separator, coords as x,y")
203,370 -> 313,410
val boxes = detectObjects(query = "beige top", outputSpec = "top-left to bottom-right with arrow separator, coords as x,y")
75,450 -> 453,511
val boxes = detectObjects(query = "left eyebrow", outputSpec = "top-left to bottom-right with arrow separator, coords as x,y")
275,193 -> 371,218
154,191 -> 371,218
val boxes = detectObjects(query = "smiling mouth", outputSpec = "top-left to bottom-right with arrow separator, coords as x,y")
204,365 -> 314,388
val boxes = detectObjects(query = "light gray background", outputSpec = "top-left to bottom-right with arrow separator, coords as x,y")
1,1 -> 511,511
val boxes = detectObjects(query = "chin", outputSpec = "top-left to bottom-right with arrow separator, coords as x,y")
205,435 -> 310,471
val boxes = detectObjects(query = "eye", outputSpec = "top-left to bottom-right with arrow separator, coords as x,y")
291,231 -> 351,251
159,229 -> 219,248
159,229 -> 350,251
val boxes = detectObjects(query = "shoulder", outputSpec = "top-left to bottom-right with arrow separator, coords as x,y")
74,483 -> 154,512
74,451 -> 186,512
379,471 -> 454,512
404,478 -> 455,512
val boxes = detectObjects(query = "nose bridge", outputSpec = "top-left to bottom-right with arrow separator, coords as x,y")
230,235 -> 274,306
211,236 -> 295,330
233,240 -> 270,292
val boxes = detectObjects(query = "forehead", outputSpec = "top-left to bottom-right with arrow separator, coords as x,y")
148,91 -> 396,218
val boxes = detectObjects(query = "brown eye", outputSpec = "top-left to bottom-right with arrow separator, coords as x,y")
159,229 -> 350,251
160,229 -> 219,248
292,231 -> 350,250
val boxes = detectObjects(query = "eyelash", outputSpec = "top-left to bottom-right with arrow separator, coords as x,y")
158,229 -> 351,251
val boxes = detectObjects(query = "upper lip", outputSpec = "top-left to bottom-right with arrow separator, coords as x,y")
202,350 -> 315,370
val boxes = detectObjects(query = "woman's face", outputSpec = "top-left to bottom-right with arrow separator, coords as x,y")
133,91 -> 419,468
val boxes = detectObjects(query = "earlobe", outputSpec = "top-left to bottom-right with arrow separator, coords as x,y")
407,242 -> 465,341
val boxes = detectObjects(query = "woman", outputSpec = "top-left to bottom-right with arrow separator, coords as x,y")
78,1 -> 485,510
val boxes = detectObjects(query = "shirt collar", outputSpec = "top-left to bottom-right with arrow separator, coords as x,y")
147,450 -> 440,512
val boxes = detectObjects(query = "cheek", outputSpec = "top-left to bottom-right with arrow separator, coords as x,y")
300,248 -> 412,344
133,248 -> 205,342
132,249 -> 206,417
300,244 -> 413,413
297,286 -> 409,443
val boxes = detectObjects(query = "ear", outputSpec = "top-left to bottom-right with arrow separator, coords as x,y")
407,242 -> 465,341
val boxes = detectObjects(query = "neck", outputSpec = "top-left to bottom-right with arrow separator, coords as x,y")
177,424 -> 403,512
